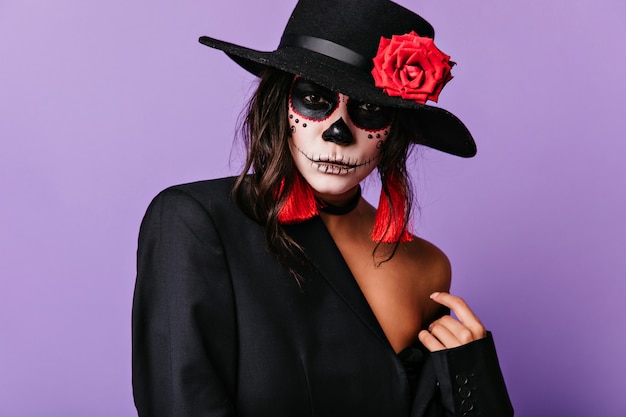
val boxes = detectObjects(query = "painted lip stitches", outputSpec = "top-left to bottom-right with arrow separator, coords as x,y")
296,146 -> 376,175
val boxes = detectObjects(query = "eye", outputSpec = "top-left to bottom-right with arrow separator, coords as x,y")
359,103 -> 382,112
303,94 -> 331,107
290,78 -> 339,120
348,99 -> 392,130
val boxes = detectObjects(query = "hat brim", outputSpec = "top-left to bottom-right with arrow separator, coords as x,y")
199,36 -> 476,158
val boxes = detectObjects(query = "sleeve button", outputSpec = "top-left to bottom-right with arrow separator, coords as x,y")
461,399 -> 475,412
458,386 -> 472,399
455,373 -> 469,385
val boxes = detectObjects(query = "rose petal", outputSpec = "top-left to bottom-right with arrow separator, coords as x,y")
400,67 -> 424,90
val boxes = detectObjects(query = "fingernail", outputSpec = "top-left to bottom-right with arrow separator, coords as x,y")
430,292 -> 440,299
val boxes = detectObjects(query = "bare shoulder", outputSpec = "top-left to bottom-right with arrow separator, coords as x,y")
399,237 -> 451,287
391,236 -> 452,321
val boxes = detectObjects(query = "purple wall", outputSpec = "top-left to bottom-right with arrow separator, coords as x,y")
1,0 -> 624,416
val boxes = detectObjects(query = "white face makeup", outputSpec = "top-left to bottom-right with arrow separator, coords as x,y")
288,77 -> 393,202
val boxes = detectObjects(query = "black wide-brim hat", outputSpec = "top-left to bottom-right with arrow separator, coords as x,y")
199,0 -> 476,157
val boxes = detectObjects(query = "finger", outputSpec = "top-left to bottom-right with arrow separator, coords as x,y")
430,315 -> 477,345
418,329 -> 446,352
427,318 -> 463,349
430,292 -> 486,339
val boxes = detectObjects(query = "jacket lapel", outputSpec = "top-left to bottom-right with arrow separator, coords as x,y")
287,217 -> 442,414
286,217 -> 391,349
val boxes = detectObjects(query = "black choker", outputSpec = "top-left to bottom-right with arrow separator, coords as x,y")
316,186 -> 361,215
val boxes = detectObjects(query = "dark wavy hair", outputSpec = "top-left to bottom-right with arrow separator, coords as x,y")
233,68 -> 418,280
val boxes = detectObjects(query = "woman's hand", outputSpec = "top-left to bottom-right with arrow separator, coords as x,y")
418,292 -> 487,352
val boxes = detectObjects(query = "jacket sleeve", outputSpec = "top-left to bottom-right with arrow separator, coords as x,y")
429,332 -> 514,417
132,187 -> 238,417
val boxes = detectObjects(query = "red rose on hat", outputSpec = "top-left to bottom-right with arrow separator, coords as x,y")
371,31 -> 455,104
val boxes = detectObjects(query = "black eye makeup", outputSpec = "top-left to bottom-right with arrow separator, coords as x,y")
347,99 -> 393,131
290,78 -> 339,121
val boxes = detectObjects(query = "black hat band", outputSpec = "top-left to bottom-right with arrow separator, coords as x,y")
279,34 -> 371,71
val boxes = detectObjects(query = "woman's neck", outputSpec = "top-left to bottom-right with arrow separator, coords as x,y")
315,185 -> 361,215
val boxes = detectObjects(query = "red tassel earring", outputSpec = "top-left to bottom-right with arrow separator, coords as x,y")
372,169 -> 413,243
277,171 -> 318,224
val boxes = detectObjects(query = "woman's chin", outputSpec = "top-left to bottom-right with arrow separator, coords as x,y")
304,175 -> 362,200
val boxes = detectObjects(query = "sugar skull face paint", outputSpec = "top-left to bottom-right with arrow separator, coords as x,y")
288,77 -> 393,200
290,78 -> 339,121
347,99 -> 393,131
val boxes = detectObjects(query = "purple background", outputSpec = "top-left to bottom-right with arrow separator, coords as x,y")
1,0 -> 625,416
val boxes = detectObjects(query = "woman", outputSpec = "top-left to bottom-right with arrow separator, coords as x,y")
132,0 -> 514,416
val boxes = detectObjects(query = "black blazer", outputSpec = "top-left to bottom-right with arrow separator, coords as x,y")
132,177 -> 513,417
